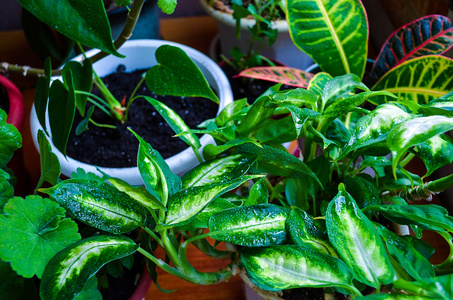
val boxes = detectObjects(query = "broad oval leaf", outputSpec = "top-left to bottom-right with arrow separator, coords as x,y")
164,175 -> 262,227
237,66 -> 314,87
0,196 -> 81,279
370,15 -> 453,85
181,154 -> 256,188
387,116 -> 453,173
326,184 -> 394,288
145,45 -> 219,103
322,74 -> 369,110
287,0 -> 368,78
40,179 -> 147,234
308,72 -> 333,97
414,134 -> 453,177
37,130 -> 61,187
108,177 -> 165,210
40,235 -> 138,300
0,109 -> 22,166
244,178 -> 269,206
209,204 -> 290,247
240,244 -> 354,292
371,56 -> 453,105
18,0 -> 121,56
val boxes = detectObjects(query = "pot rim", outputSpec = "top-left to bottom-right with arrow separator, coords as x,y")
29,39 -> 234,184
198,0 -> 289,31
0,74 -> 25,131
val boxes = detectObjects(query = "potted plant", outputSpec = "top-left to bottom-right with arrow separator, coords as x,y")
237,0 -> 453,104
3,69 -> 453,299
2,0 -> 234,184
199,0 -> 313,70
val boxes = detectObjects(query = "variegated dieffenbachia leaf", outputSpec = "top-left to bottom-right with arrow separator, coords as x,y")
287,0 -> 368,79
326,184 -> 394,288
371,56 -> 453,105
369,15 -> 453,85
413,134 -> 453,177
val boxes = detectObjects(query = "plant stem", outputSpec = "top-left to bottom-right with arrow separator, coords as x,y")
160,229 -> 183,269
124,75 -> 147,120
400,173 -> 453,201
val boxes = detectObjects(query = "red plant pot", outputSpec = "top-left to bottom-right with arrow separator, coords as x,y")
0,74 -> 25,131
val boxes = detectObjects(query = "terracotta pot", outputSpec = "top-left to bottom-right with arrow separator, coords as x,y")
30,39 -> 234,185
199,0 -> 313,70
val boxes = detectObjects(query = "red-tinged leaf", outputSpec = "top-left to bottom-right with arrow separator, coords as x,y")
236,66 -> 314,88
369,15 -> 453,85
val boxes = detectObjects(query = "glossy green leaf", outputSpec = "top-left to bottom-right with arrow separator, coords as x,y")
399,99 -> 453,118
0,110 -> 21,167
387,116 -> 453,174
37,130 -> 61,188
0,169 -> 13,211
215,98 -> 247,127
145,45 -> 218,103
376,224 -> 434,280
236,143 -> 321,186
202,137 -> 261,161
236,96 -> 276,136
49,77 -> 75,157
285,178 -> 310,211
63,61 -> 93,116
253,116 -> 299,144
40,179 -> 147,234
40,235 -> 138,300
34,57 -> 51,135
158,0 -> 177,14
343,103 -> 414,158
326,184 -> 394,288
414,134 -> 453,177
280,106 -> 320,137
379,166 -> 423,192
395,274 -> 453,300
132,130 -> 182,206
343,175 -> 381,211
237,66 -> 314,87
287,207 -> 337,256
287,0 -> 368,78
17,0 -> 121,56
181,154 -> 256,189
108,178 -> 165,210
244,178 -> 269,206
179,125 -> 236,144
271,87 -> 319,108
363,204 -> 453,233
142,96 -> 201,154
371,56 -> 453,105
209,204 -> 289,246
370,15 -> 453,85
322,74 -> 369,110
0,196 -> 81,278
240,245 -> 354,292
164,175 -> 262,227
308,72 -> 333,97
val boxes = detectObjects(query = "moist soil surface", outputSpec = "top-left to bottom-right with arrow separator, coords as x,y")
66,66 -> 218,168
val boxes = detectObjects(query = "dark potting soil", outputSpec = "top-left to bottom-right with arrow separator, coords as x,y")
282,287 -> 326,300
0,84 -> 9,114
66,66 -> 219,168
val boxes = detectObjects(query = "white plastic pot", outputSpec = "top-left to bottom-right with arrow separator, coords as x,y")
30,39 -> 234,185
199,0 -> 313,70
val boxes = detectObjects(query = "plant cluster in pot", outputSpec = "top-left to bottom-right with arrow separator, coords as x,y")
2,62 -> 453,299
2,0 -> 233,185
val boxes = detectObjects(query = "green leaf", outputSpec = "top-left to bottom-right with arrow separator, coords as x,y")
326,184 -> 394,288
236,96 -> 276,136
414,134 -> 453,177
387,116 -> 453,175
236,143 -> 321,186
132,130 -> 182,206
0,196 -> 81,278
145,45 -> 218,103
0,169 -> 13,212
158,0 -> 177,14
49,77 -> 75,157
215,98 -> 247,127
34,57 -> 51,135
164,175 -> 262,227
253,116 -> 299,144
342,103 -> 413,158
141,96 -> 201,154
40,179 -> 147,234
40,235 -> 138,300
37,130 -> 61,188
371,56 -> 453,105
396,274 -> 453,299
181,154 -> 256,189
343,175 -> 381,211
240,245 -> 354,292
287,207 -> 337,256
287,0 -> 368,78
108,177 -> 165,210
308,72 -> 333,97
209,204 -> 289,246
244,178 -> 269,206
285,178 -> 310,211
17,0 -> 121,56
322,74 -> 369,109
0,260 -> 39,300
376,224 -> 434,280
202,137 -> 261,161
363,204 -> 453,233
63,61 -> 93,116
0,109 -> 21,166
